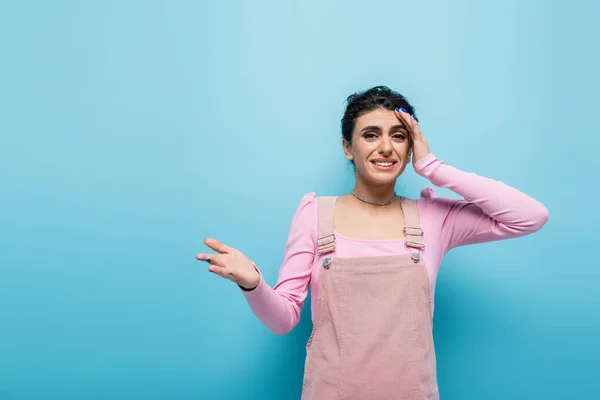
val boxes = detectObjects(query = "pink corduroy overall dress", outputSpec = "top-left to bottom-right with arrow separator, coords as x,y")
301,196 -> 439,400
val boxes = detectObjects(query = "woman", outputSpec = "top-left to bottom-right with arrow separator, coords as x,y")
196,86 -> 549,399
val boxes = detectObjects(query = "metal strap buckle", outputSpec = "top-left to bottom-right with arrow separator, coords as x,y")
317,233 -> 335,246
317,233 -> 335,255
403,226 -> 423,236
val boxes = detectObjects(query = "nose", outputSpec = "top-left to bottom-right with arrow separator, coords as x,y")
378,136 -> 393,157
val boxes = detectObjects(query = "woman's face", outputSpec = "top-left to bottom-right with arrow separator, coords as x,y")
343,108 -> 412,185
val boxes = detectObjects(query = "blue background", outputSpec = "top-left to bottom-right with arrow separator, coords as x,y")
1,1 -> 598,399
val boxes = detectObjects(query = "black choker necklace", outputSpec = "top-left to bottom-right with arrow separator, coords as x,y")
351,190 -> 398,206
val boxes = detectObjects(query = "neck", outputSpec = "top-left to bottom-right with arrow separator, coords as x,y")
351,179 -> 397,205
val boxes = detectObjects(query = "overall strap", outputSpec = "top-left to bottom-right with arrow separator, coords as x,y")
316,196 -> 336,255
401,197 -> 425,262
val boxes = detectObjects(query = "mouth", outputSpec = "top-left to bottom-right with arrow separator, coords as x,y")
370,159 -> 398,171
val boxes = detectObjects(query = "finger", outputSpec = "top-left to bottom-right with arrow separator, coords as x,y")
208,265 -> 235,281
195,253 -> 212,263
207,263 -> 236,282
409,115 -> 421,135
195,252 -> 228,268
395,109 -> 423,144
394,108 -> 413,133
394,108 -> 413,144
204,238 -> 237,254
394,107 -> 417,131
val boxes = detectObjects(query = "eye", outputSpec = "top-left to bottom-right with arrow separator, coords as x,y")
363,132 -> 377,139
393,132 -> 407,140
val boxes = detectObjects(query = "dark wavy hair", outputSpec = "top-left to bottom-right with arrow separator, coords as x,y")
341,86 -> 418,145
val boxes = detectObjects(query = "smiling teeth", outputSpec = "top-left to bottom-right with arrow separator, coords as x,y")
375,162 -> 393,166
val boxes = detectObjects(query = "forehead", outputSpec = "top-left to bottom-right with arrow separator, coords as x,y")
354,108 -> 401,131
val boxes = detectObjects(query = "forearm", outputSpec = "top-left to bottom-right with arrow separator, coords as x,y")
415,153 -> 549,234
241,268 -> 307,336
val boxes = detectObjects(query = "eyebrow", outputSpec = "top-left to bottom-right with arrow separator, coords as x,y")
360,124 -> 408,133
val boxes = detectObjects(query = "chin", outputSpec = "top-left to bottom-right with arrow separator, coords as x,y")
370,174 -> 400,185
360,171 -> 402,185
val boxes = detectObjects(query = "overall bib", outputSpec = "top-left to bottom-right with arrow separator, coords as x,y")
301,196 -> 439,400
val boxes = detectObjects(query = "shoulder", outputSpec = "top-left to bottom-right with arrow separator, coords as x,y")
289,192 -> 318,235
295,192 -> 338,213
291,192 -> 339,237
295,192 -> 317,214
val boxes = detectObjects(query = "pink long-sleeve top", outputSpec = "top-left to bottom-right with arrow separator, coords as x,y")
241,153 -> 549,336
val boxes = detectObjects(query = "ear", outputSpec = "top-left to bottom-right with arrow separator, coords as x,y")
342,138 -> 353,161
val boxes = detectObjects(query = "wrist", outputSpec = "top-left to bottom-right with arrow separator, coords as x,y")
239,264 -> 261,291
413,152 -> 437,174
239,283 -> 258,291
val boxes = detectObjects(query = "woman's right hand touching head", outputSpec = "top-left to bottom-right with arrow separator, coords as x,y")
196,238 -> 261,290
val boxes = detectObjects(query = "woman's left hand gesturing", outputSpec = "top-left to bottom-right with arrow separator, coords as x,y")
394,107 -> 431,167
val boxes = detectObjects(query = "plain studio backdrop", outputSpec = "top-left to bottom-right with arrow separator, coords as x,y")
1,1 -> 598,399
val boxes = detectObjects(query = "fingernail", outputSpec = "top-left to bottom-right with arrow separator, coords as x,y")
412,115 -> 417,120
204,257 -> 210,262
228,272 -> 234,276
395,107 -> 399,111
400,107 -> 408,113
